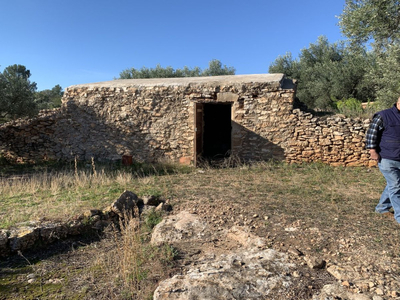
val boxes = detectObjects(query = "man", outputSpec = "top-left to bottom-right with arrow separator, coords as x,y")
366,97 -> 400,224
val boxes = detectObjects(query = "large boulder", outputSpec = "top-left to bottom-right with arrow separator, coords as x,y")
151,211 -> 210,245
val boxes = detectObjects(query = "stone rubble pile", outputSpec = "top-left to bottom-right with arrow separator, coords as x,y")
0,191 -> 169,257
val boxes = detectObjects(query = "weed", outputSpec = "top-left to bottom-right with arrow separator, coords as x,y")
98,208 -> 174,298
2,159 -> 400,299
160,244 -> 179,265
143,210 -> 163,230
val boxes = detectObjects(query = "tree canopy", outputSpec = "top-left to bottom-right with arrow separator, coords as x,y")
338,0 -> 400,51
338,0 -> 400,107
118,59 -> 235,79
35,84 -> 64,110
269,36 -> 375,110
0,64 -> 38,120
269,0 -> 400,111
0,65 -> 63,122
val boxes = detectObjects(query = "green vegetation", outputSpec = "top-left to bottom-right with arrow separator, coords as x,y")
143,209 -> 163,230
2,160 -> 399,299
0,65 -> 63,123
0,160 -> 192,229
338,0 -> 400,108
35,84 -> 63,110
118,59 -> 235,79
270,0 -> 400,113
0,159 -> 385,230
338,0 -> 400,51
0,64 -> 38,120
269,36 -> 376,112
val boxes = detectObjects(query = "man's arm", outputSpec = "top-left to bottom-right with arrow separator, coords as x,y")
365,114 -> 384,161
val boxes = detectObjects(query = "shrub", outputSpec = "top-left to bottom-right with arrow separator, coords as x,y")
335,98 -> 378,118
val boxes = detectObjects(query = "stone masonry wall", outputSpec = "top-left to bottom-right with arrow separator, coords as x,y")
285,109 -> 373,167
0,75 -> 295,164
0,75 -> 373,167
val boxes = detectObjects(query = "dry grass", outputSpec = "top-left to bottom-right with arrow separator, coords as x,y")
0,160 -> 389,243
2,159 -> 400,299
0,161 -> 189,228
97,209 -> 176,299
0,160 -> 385,231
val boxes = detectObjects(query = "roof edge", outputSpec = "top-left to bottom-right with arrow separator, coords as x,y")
67,73 -> 286,89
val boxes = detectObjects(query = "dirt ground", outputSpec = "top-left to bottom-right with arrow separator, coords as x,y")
1,164 -> 400,299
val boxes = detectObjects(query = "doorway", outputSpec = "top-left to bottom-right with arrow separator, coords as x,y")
194,103 -> 232,165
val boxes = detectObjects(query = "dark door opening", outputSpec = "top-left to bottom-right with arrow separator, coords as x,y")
202,103 -> 232,160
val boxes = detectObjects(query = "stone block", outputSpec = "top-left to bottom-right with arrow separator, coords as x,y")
9,227 -> 40,252
179,156 -> 192,165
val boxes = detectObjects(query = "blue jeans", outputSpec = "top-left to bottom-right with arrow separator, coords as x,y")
377,158 -> 400,223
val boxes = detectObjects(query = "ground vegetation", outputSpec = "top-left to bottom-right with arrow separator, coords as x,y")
0,160 -> 399,299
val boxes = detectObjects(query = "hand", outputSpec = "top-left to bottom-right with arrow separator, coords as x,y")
370,149 -> 380,161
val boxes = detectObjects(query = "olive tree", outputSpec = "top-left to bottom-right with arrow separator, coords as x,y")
118,59 -> 235,79
269,36 -> 375,110
338,0 -> 400,107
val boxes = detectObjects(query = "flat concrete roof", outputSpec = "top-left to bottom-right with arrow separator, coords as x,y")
68,73 -> 285,89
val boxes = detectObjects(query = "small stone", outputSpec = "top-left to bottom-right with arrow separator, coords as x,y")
110,190 -> 138,217
0,230 -> 9,255
253,214 -> 258,218
155,203 -> 172,212
83,209 -> 102,218
304,256 -> 326,269
342,280 -> 350,287
377,279 -> 385,285
284,227 -> 298,232
143,195 -> 163,206
375,288 -> 384,295
293,271 -> 301,278
288,247 -> 302,257
263,216 -> 269,221
327,265 -> 343,280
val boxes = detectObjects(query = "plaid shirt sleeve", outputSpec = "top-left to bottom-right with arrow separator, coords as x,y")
365,114 -> 384,149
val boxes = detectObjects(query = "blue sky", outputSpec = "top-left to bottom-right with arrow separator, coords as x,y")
1,0 -> 346,91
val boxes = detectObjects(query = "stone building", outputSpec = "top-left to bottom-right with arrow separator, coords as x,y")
0,74 -> 372,167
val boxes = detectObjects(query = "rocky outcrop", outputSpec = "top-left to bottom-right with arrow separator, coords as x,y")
0,190 -> 165,257
154,248 -> 295,300
151,211 -> 211,245
151,212 -> 296,299
151,211 -> 390,300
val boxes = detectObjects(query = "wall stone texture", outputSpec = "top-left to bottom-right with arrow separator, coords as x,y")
0,74 -> 373,167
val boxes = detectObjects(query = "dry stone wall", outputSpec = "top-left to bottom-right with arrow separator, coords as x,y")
285,109 -> 373,167
0,74 -> 373,167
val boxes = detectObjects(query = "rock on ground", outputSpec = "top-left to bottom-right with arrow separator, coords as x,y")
153,248 -> 295,300
152,211 -> 297,299
151,211 -> 211,245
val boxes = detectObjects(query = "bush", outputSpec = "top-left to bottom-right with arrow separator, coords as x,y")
335,98 -> 378,118
336,98 -> 363,114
